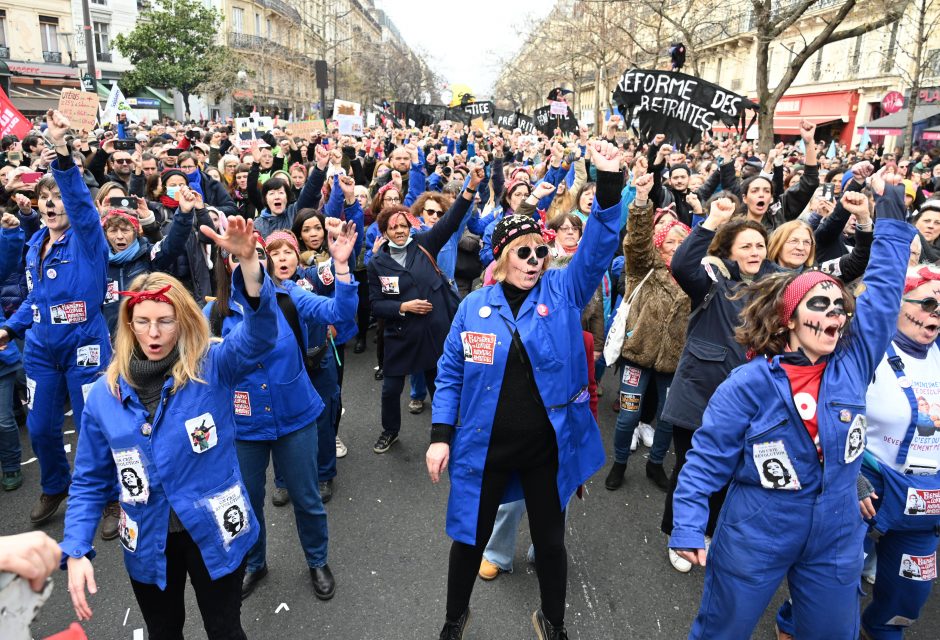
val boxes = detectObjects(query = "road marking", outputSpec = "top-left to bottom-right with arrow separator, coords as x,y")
123,608 -> 130,626
133,629 -> 143,640
275,602 -> 289,613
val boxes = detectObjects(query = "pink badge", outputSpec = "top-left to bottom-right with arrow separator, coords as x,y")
537,304 -> 549,317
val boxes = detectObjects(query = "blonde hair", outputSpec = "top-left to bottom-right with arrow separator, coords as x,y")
107,272 -> 210,396
768,220 -> 816,268
492,234 -> 550,283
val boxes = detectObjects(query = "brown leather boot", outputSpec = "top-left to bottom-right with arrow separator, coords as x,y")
30,491 -> 69,525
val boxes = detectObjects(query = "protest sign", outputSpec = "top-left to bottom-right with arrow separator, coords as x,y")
286,120 -> 325,139
234,116 -> 273,143
550,101 -> 568,116
611,68 -> 758,144
462,101 -> 494,120
333,99 -> 361,118
494,109 -> 517,129
336,114 -> 363,136
58,89 -> 99,133
533,104 -> 578,135
0,88 -> 32,139
515,113 -> 535,134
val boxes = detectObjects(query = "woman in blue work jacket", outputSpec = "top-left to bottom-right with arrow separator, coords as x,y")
0,111 -> 117,535
427,140 -> 624,640
669,178 -> 914,640
203,217 -> 358,602
60,209 -> 273,639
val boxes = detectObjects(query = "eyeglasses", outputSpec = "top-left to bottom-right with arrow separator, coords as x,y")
231,247 -> 268,263
384,195 -> 401,203
129,318 -> 178,334
423,208 -> 442,216
904,297 -> 940,313
513,245 -> 550,260
179,164 -> 197,171
557,225 -> 578,232
784,238 -> 813,247
112,158 -> 133,165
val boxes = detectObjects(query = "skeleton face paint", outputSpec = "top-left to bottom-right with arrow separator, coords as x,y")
788,282 -> 848,362
899,282 -> 940,345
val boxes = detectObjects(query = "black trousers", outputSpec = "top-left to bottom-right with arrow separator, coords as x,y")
660,425 -> 728,538
354,269 -> 370,341
446,460 -> 567,627
381,367 -> 436,434
130,530 -> 247,640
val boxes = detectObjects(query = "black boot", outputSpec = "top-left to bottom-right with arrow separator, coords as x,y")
604,462 -> 626,490
439,608 -> 470,640
646,461 -> 669,492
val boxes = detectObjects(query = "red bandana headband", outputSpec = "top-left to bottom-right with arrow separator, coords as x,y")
904,265 -> 940,294
119,284 -> 173,311
102,209 -> 141,232
653,220 -> 691,249
778,271 -> 838,325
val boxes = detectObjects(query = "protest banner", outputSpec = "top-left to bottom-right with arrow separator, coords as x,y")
0,88 -> 32,139
57,89 -> 99,133
533,104 -> 578,135
611,68 -> 758,144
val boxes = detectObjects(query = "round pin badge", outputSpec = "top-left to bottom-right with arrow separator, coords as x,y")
46,268 -> 57,279
899,376 -> 912,388
140,422 -> 152,437
479,306 -> 491,318
537,303 -> 549,317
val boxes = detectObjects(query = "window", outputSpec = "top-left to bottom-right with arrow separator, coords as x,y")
255,13 -> 261,35
93,22 -> 110,56
232,7 -> 243,33
0,10 -> 7,48
850,35 -> 862,74
39,16 -> 59,52
715,58 -> 722,84
927,49 -> 940,77
812,49 -> 823,81
91,0 -> 107,5
266,18 -> 271,39
882,22 -> 899,73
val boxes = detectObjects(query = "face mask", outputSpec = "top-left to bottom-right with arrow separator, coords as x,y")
166,186 -> 180,200
389,236 -> 413,250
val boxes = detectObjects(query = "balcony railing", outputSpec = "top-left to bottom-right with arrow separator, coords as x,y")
260,0 -> 300,22
43,50 -> 62,63
0,46 -> 8,60
97,51 -> 112,63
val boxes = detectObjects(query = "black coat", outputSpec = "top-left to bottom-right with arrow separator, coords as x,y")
367,194 -> 471,377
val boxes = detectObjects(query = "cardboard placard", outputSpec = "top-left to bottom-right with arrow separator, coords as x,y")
58,89 -> 99,132
286,120 -> 325,139
550,100 -> 569,116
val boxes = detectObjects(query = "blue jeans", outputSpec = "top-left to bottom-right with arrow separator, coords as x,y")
0,371 -> 21,473
236,423 -> 328,572
410,372 -> 427,401
482,500 -> 533,571
613,362 -> 674,465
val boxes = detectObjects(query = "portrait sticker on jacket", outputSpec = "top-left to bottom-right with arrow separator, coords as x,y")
31,304 -> 39,323
317,260 -> 334,286
379,276 -> 400,294
461,331 -> 497,365
25,377 -> 35,410
113,448 -> 150,504
25,270 -> 33,292
50,301 -> 87,324
234,391 -> 251,416
622,366 -> 642,387
899,553 -> 936,581
843,414 -> 866,464
208,484 -> 250,547
76,344 -> 101,367
119,508 -> 139,553
752,440 -> 801,490
105,280 -> 120,304
185,412 -> 218,453
905,487 -> 940,515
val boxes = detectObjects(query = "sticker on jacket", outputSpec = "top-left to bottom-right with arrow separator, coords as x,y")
317,260 -> 334,286
185,413 -> 218,453
32,305 -> 39,323
844,414 -> 866,463
25,270 -> 33,292
461,331 -> 496,365
379,276 -> 400,294
25,377 -> 35,411
77,344 -> 101,368
105,280 -> 120,304
82,382 -> 94,402
905,488 -> 940,515
150,241 -> 161,261
113,448 -> 150,504
752,440 -> 801,490
899,552 -> 936,581
119,508 -> 139,553
620,392 -> 641,412
49,301 -> 87,324
234,391 -> 251,416
208,484 -> 250,546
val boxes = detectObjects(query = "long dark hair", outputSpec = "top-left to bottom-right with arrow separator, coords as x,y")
291,208 -> 327,252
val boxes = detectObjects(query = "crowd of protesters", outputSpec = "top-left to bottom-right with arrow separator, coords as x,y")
0,105 -> 938,640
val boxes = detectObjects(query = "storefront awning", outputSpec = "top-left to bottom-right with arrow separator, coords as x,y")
923,125 -> 940,141
711,90 -> 857,140
10,85 -> 69,113
856,105 -> 940,135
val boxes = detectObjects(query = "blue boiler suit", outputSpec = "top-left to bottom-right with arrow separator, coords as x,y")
669,201 -> 913,639
2,162 -> 110,495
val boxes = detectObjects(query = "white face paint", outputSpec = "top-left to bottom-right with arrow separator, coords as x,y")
787,281 -> 847,363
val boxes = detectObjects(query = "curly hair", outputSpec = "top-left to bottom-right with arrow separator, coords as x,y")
708,219 -> 767,259
733,271 -> 856,357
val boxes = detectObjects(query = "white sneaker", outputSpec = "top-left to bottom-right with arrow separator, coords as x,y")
638,422 -> 655,448
631,428 -> 638,451
668,546 -> 692,573
335,436 -> 348,458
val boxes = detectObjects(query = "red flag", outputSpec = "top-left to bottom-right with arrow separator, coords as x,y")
0,86 -> 32,139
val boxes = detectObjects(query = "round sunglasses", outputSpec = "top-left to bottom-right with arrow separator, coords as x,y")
513,245 -> 550,260
904,297 -> 940,313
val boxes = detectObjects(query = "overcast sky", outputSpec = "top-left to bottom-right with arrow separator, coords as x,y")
374,0 -> 553,99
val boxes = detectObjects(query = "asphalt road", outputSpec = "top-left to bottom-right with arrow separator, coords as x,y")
2,344 -> 938,639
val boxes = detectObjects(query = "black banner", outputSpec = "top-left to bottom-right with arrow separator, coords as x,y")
533,104 -> 578,136
494,109 -> 517,129
611,68 -> 758,144
516,113 -> 535,134
461,101 -> 494,120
